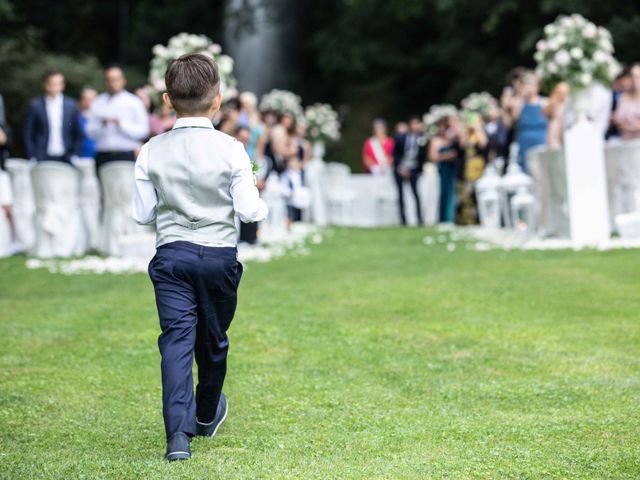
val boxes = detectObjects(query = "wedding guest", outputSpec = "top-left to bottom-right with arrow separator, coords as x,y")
238,91 -> 258,129
78,87 -> 98,159
429,115 -> 460,224
458,112 -> 488,224
394,121 -> 408,135
149,102 -> 177,136
216,98 -> 240,136
87,64 -> 149,170
238,92 -> 267,163
484,104 -> 508,162
607,68 -> 632,140
501,67 -> 527,157
281,155 -> 309,226
294,122 -> 311,165
544,82 -> 570,149
136,87 -> 150,109
235,126 -> 251,149
0,94 -> 10,169
393,115 -> 425,225
265,111 -> 296,176
613,63 -> 640,141
362,119 -> 393,174
513,71 -> 547,172
24,69 -> 83,163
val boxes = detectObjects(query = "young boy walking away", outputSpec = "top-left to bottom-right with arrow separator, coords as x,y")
132,53 -> 268,461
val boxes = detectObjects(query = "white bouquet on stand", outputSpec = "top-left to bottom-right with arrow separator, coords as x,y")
460,92 -> 497,118
259,89 -> 303,118
149,33 -> 237,98
423,104 -> 458,138
534,14 -> 620,91
304,103 -> 341,145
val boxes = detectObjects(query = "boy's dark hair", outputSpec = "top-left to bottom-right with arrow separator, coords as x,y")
165,53 -> 220,115
42,68 -> 64,82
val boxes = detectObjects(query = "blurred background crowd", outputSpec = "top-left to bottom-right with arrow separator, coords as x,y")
1,1 -> 640,257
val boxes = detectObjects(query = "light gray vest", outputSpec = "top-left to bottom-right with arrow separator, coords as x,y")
147,127 -> 238,247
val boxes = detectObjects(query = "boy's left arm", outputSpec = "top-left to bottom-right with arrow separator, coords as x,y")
230,141 -> 268,223
132,142 -> 158,225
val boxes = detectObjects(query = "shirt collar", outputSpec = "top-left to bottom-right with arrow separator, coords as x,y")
173,117 -> 214,129
45,94 -> 63,104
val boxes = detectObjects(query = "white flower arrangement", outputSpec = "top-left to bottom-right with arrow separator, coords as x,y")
460,92 -> 497,118
423,104 -> 458,137
148,32 -> 237,98
304,103 -> 341,143
258,89 -> 303,118
534,14 -> 620,90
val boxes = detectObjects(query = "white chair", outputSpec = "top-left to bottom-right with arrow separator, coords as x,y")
420,163 -> 440,226
0,170 -> 13,257
75,158 -> 101,251
31,162 -> 85,258
4,158 -> 35,252
304,157 -> 328,226
606,140 -> 640,224
99,161 -> 153,257
323,162 -> 356,226
348,173 -> 398,227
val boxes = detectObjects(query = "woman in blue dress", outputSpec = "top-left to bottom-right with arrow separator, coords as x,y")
515,72 -> 548,172
429,115 -> 461,224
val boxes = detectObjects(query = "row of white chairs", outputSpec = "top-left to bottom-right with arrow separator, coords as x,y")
0,159 -> 153,258
528,139 -> 640,238
0,157 -> 434,259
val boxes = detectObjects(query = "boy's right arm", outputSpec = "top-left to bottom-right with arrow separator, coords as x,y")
132,142 -> 158,225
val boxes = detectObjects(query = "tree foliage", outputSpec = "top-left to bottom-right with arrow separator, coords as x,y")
299,0 -> 640,110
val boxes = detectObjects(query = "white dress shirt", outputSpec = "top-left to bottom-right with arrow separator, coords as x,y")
86,90 -> 149,152
45,94 -> 65,156
132,117 -> 268,246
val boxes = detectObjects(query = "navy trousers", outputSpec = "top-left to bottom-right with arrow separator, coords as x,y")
148,241 -> 243,439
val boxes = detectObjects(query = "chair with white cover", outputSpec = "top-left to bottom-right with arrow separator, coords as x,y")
420,163 -> 440,226
99,161 -> 154,257
0,170 -> 13,257
323,162 -> 356,226
4,158 -> 35,252
31,161 -> 85,258
606,140 -> 640,221
74,158 -> 101,251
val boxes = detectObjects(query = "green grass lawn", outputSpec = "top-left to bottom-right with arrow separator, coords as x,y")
1,228 -> 639,479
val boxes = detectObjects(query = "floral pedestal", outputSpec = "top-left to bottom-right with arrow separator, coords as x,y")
563,105 -> 610,247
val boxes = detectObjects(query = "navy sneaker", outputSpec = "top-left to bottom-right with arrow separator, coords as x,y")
196,392 -> 228,437
165,432 -> 191,461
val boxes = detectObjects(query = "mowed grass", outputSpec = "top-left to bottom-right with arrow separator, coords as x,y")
0,228 -> 639,479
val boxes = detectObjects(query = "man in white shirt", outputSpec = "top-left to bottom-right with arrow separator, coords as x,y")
132,53 -> 267,462
24,69 -> 83,163
87,65 -> 149,170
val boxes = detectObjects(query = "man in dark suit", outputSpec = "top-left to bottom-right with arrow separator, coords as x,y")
24,69 -> 83,163
393,115 -> 426,225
